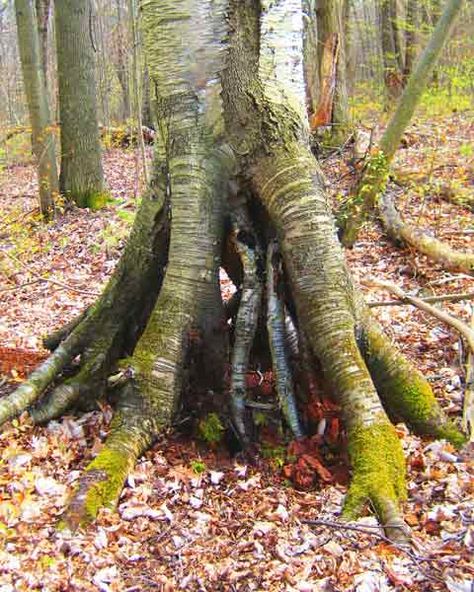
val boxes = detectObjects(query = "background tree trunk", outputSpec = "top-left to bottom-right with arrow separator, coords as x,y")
15,0 -> 58,219
114,0 -> 131,122
141,63 -> 153,129
379,0 -> 403,100
302,0 -> 319,114
55,0 -> 106,208
34,0 -> 51,82
311,0 -> 350,142
403,0 -> 418,81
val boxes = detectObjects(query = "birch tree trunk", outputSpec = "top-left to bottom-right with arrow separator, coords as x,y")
55,0 -> 106,208
2,0 -> 465,541
15,0 -> 58,219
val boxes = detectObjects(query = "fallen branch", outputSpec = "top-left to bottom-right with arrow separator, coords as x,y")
463,308 -> 474,441
303,518 -> 448,584
379,192 -> 474,275
363,279 -> 474,351
368,291 -> 474,308
303,518 -> 406,539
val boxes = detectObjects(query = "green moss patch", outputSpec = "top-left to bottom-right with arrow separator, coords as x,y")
343,417 -> 406,520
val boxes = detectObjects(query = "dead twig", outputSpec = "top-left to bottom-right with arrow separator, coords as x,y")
368,291 -> 474,308
302,518 -> 446,584
363,279 -> 474,351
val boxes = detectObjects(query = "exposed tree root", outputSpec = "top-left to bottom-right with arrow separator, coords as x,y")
230,218 -> 263,442
343,417 -> 411,545
266,242 -> 304,439
0,332 -> 84,425
252,145 -> 410,542
62,382 -> 154,529
380,192 -> 474,275
0,183 -> 169,427
357,315 -> 465,446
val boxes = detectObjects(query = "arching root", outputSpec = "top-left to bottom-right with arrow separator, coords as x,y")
0,330 -> 86,426
359,317 -> 466,447
0,189 -> 169,429
229,220 -> 263,442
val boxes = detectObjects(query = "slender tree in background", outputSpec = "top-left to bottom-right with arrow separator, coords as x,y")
2,0 -> 466,543
340,0 -> 467,257
15,0 -> 58,219
403,0 -> 418,81
113,0 -> 131,121
310,0 -> 350,140
35,0 -> 51,82
302,0 -> 319,114
55,0 -> 106,208
128,0 -> 148,183
141,63 -> 153,129
379,0 -> 404,100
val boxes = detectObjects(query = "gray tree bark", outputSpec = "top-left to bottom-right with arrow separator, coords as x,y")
55,0 -> 106,208
15,0 -> 58,219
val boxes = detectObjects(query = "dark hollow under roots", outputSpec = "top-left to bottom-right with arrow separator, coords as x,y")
0,195 -> 465,544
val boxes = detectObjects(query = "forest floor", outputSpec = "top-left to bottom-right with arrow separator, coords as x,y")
0,111 -> 473,591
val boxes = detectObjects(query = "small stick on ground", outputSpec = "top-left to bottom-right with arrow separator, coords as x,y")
368,291 -> 474,308
363,279 -> 474,351
463,307 -> 474,441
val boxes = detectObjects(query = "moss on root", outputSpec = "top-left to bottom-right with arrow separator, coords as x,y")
343,417 -> 406,521
362,324 -> 466,448
74,190 -> 111,210
63,447 -> 131,529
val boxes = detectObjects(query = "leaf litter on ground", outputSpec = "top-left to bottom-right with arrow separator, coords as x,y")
0,115 -> 473,590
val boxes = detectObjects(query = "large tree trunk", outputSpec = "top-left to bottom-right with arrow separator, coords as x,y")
2,0 -> 465,541
15,0 -> 58,219
55,0 -> 106,208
